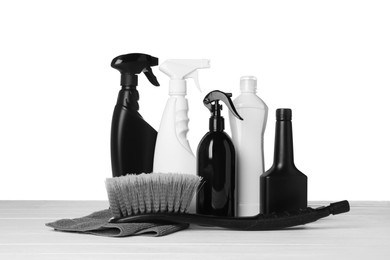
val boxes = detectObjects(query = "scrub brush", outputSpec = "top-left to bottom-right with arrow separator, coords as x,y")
105,173 -> 350,230
105,173 -> 202,219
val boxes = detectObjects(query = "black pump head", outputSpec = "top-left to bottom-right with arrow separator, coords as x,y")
203,90 -> 243,131
111,53 -> 160,87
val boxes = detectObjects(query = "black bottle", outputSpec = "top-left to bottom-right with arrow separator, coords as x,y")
110,53 -> 160,177
260,108 -> 307,214
196,90 -> 243,217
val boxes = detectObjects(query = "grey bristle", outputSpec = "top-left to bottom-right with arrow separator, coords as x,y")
121,175 -> 133,216
105,179 -> 121,218
159,175 -> 169,212
167,175 -> 176,212
105,173 -> 202,218
173,174 -> 183,212
128,175 -> 139,215
143,174 -> 153,213
151,174 -> 161,212
112,178 -> 124,217
136,176 -> 146,214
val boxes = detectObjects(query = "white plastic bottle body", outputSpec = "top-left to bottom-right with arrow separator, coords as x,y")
153,96 -> 195,174
229,93 -> 268,216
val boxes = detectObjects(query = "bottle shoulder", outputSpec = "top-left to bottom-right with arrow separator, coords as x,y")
197,131 -> 236,157
198,131 -> 234,145
262,164 -> 307,178
113,107 -> 155,131
233,94 -> 268,110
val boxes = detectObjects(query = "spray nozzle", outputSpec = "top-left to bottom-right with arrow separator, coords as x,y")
203,90 -> 243,131
111,53 -> 160,87
159,59 -> 210,94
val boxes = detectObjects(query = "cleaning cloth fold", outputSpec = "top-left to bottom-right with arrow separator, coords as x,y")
46,209 -> 189,237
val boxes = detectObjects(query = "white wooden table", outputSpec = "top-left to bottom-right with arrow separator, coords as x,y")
0,201 -> 389,259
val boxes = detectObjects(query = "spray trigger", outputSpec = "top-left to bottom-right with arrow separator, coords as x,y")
142,67 -> 160,86
184,70 -> 201,92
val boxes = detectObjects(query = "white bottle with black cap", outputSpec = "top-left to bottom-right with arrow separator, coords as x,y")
229,76 -> 268,216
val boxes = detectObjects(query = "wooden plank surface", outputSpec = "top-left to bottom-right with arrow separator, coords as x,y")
0,201 -> 389,260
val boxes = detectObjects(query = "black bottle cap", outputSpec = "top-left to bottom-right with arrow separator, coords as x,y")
276,108 -> 292,121
111,53 -> 160,87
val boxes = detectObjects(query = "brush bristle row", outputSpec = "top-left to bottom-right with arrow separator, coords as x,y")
105,173 -> 202,218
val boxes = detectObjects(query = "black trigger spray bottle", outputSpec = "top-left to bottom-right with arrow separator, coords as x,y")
196,90 -> 243,217
110,53 -> 160,177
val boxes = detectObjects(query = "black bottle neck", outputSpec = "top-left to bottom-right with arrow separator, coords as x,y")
121,73 -> 138,87
209,116 -> 224,132
273,119 -> 295,169
209,101 -> 224,132
117,85 -> 139,111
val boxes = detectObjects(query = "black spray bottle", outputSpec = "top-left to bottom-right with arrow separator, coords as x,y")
260,108 -> 307,214
110,53 -> 160,177
196,90 -> 243,217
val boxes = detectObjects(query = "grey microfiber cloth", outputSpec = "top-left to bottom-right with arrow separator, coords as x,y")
46,209 -> 189,237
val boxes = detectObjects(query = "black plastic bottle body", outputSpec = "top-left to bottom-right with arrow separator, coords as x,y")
260,110 -> 307,214
111,86 -> 157,177
196,131 -> 237,217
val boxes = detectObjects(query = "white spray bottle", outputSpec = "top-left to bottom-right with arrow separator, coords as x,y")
153,59 -> 210,182
229,76 -> 268,216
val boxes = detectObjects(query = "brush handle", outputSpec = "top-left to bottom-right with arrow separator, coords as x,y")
110,200 -> 350,230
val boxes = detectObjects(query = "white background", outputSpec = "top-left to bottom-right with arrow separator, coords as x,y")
0,0 -> 389,200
